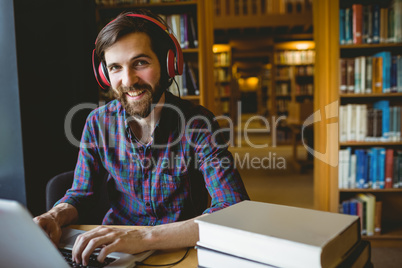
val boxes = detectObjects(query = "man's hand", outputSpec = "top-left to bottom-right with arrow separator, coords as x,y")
33,213 -> 63,246
33,203 -> 79,246
71,226 -> 150,266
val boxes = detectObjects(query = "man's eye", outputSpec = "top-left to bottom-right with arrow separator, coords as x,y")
135,60 -> 149,67
109,66 -> 120,72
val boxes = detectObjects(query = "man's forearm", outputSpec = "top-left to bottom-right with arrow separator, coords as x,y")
140,215 -> 206,251
46,203 -> 79,227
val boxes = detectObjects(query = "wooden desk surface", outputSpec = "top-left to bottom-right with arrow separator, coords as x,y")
70,225 -> 198,268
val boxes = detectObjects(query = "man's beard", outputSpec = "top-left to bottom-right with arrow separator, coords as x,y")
113,82 -> 164,118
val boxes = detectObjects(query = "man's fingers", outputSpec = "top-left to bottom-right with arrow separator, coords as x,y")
72,227 -> 115,265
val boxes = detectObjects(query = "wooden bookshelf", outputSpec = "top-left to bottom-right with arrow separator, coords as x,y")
94,0 -> 216,113
213,44 -> 238,123
314,0 -> 402,246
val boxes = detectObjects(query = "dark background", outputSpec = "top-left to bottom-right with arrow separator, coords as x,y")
0,0 -> 99,216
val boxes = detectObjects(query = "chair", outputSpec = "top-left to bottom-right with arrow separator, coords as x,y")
47,170 -> 209,224
46,170 -> 111,224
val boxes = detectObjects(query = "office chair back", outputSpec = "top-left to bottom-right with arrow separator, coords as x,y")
46,170 -> 111,224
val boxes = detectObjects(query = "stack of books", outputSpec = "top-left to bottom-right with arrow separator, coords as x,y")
195,201 -> 371,268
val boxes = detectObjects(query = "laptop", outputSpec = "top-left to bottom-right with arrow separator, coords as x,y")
0,198 -> 154,268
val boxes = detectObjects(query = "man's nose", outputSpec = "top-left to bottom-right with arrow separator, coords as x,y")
122,69 -> 138,87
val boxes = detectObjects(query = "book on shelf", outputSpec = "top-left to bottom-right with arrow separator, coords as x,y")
339,102 -> 402,143
338,146 -> 402,190
195,200 -> 361,268
352,4 -> 363,44
340,52 -> 402,95
340,1 -> 402,45
341,194 -> 376,236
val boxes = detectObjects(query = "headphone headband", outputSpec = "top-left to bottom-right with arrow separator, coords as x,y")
92,13 -> 184,90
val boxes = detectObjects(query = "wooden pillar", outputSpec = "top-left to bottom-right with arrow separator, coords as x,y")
313,0 -> 340,212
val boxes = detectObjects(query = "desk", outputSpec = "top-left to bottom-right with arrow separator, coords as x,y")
71,225 -> 198,268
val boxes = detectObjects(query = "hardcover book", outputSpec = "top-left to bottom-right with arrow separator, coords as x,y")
196,201 -> 360,268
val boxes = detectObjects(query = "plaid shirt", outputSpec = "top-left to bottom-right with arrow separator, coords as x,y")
56,92 -> 249,226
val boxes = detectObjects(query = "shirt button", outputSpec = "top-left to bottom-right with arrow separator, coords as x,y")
146,202 -> 151,207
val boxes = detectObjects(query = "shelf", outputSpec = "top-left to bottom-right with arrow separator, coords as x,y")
340,93 -> 402,98
340,141 -> 402,147
340,188 -> 402,193
340,42 -> 402,50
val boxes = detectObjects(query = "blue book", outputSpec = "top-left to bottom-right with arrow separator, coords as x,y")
364,150 -> 370,188
374,100 -> 391,140
345,8 -> 353,44
340,9 -> 346,44
373,51 -> 391,93
369,148 -> 377,188
355,149 -> 366,188
372,5 -> 380,43
378,148 -> 386,189
349,199 -> 358,216
342,200 -> 350,214
391,56 -> 398,93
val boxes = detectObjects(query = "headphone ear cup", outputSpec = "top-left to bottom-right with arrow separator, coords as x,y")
98,62 -> 111,88
166,49 -> 176,78
92,49 -> 110,90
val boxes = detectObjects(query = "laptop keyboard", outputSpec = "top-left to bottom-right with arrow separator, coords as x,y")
59,248 -> 116,268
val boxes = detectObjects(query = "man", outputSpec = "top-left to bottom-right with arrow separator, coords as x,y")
34,9 -> 249,266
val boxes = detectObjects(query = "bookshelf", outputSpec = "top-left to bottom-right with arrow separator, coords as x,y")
314,0 -> 402,246
213,44 -> 237,123
272,42 -> 315,162
94,0 -> 216,113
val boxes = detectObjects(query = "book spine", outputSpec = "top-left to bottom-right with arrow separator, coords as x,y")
396,0 -> 402,42
354,57 -> 361,93
365,56 -> 373,93
378,148 -> 386,189
340,8 -> 346,44
385,149 -> 394,188
398,56 -> 402,93
372,56 -> 383,93
347,58 -> 355,93
374,201 -> 382,235
352,4 -> 363,44
391,55 -> 398,93
345,8 -> 353,44
362,5 -> 371,43
388,4 -> 395,43
372,5 -> 380,44
340,58 -> 347,93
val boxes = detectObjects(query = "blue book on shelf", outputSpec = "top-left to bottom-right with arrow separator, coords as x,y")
342,200 -> 350,214
340,9 -> 346,44
378,147 -> 386,189
391,56 -> 398,93
368,148 -> 376,188
355,149 -> 367,188
372,4 -> 380,44
364,150 -> 370,188
349,199 -> 358,216
374,100 -> 390,140
345,8 -> 353,44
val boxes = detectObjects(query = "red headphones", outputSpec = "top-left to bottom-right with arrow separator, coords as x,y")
92,14 -> 184,90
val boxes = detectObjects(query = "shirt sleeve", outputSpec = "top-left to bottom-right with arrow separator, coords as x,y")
188,109 -> 250,214
54,111 -> 104,215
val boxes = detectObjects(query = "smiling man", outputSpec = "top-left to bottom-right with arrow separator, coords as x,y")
34,9 -> 249,266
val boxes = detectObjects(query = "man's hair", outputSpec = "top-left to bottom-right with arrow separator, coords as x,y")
95,9 -> 175,88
